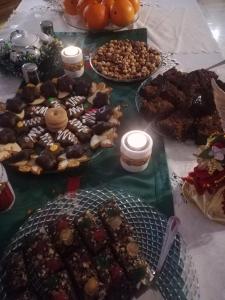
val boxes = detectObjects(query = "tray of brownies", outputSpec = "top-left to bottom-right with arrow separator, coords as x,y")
136,68 -> 224,145
0,188 -> 199,300
0,75 -> 122,175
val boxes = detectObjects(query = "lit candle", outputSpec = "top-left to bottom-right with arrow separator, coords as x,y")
61,46 -> 84,78
120,130 -> 153,172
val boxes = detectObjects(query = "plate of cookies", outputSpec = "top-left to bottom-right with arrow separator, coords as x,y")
0,75 -> 122,174
136,67 -> 224,145
0,188 -> 199,300
90,39 -> 162,82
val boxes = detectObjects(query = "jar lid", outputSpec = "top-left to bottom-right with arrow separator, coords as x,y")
120,130 -> 153,160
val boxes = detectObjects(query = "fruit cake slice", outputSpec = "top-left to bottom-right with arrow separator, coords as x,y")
75,210 -> 108,254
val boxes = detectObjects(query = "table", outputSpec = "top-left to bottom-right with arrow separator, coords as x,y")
0,1 -> 225,299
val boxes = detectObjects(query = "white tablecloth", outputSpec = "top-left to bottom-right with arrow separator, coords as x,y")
0,1 -> 225,299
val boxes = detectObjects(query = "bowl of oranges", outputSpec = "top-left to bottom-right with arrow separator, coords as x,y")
63,0 -> 140,31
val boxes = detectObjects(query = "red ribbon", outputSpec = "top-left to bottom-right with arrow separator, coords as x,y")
66,177 -> 81,194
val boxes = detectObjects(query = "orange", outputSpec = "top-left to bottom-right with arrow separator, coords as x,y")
102,0 -> 114,11
77,0 -> 93,15
110,0 -> 135,27
129,0 -> 140,14
83,2 -> 109,30
63,0 -> 78,15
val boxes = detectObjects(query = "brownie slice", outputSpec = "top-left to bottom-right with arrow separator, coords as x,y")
140,98 -> 174,120
98,201 -> 133,242
112,237 -> 151,289
66,247 -> 106,299
94,247 -> 132,300
4,250 -> 28,293
75,211 -> 108,254
161,81 -> 188,109
48,215 -> 81,256
24,230 -> 64,280
157,113 -> 194,141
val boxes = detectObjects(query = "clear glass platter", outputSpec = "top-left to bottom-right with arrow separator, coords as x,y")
0,188 -> 200,300
63,13 -> 139,32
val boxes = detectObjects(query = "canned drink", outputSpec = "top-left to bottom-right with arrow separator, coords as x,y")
0,164 -> 15,212
22,63 -> 40,84
40,20 -> 54,36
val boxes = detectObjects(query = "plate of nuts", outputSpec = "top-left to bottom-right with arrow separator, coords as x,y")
90,39 -> 162,82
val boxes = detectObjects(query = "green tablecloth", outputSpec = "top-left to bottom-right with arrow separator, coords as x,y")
0,28 -> 173,255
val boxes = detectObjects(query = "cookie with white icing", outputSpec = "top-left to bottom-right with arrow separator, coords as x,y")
56,129 -> 79,147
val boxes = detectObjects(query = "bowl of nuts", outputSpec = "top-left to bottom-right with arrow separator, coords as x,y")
90,39 -> 162,82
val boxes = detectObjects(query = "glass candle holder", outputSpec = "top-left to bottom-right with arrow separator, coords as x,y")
61,46 -> 84,78
120,130 -> 153,172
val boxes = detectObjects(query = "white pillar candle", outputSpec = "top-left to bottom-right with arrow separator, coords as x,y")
120,130 -> 153,173
61,46 -> 84,78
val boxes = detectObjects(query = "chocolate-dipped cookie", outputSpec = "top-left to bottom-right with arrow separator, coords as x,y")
73,79 -> 91,97
39,132 -> 55,148
6,149 -> 33,164
58,75 -> 74,93
0,128 -> 16,144
81,110 -> 97,127
40,81 -> 58,98
92,122 -> 113,135
68,105 -> 84,118
65,96 -> 86,108
26,105 -> 48,117
68,119 -> 92,142
96,105 -> 112,121
24,117 -> 44,128
0,112 -> 18,128
66,144 -> 84,158
36,150 -> 57,170
6,96 -> 26,114
93,92 -> 109,108
55,129 -> 79,146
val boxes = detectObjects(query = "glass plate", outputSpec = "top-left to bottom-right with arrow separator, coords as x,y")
90,52 -> 162,83
63,13 -> 139,32
0,188 -> 200,300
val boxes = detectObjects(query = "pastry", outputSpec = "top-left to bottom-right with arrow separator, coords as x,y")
26,105 -> 49,117
75,211 -> 108,254
48,215 -> 81,256
98,201 -> 133,241
183,133 -> 225,224
45,107 -> 68,132
55,129 -> 79,146
40,80 -> 58,98
57,74 -> 74,99
66,144 -> 85,159
0,128 -> 16,144
68,119 -> 92,142
6,96 -> 26,114
68,104 -> 84,118
65,96 -> 86,108
81,110 -> 97,127
73,79 -> 91,97
0,112 -> 18,128
21,84 -> 40,103
36,150 -> 57,170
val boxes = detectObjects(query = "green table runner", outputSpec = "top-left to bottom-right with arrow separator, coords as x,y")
0,28 -> 173,255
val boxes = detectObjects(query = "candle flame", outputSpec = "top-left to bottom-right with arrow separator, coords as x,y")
127,132 -> 147,150
63,46 -> 79,56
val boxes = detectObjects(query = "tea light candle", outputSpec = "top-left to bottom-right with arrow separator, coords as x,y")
120,130 -> 153,172
61,46 -> 84,78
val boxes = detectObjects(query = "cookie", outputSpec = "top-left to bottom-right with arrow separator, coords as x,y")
0,128 -> 16,144
36,150 -> 57,170
68,105 -> 84,118
40,80 -> 58,98
23,117 -> 44,128
68,119 -> 92,142
66,144 -> 84,159
81,110 -> 97,127
39,132 -> 55,148
0,112 -> 18,128
45,107 -> 68,132
65,96 -> 86,108
56,129 -> 79,146
26,105 -> 48,117
6,96 -> 26,114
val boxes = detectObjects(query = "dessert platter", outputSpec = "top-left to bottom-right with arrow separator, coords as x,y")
0,75 -> 122,174
90,39 -> 161,82
0,188 -> 200,300
136,68 -> 224,144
